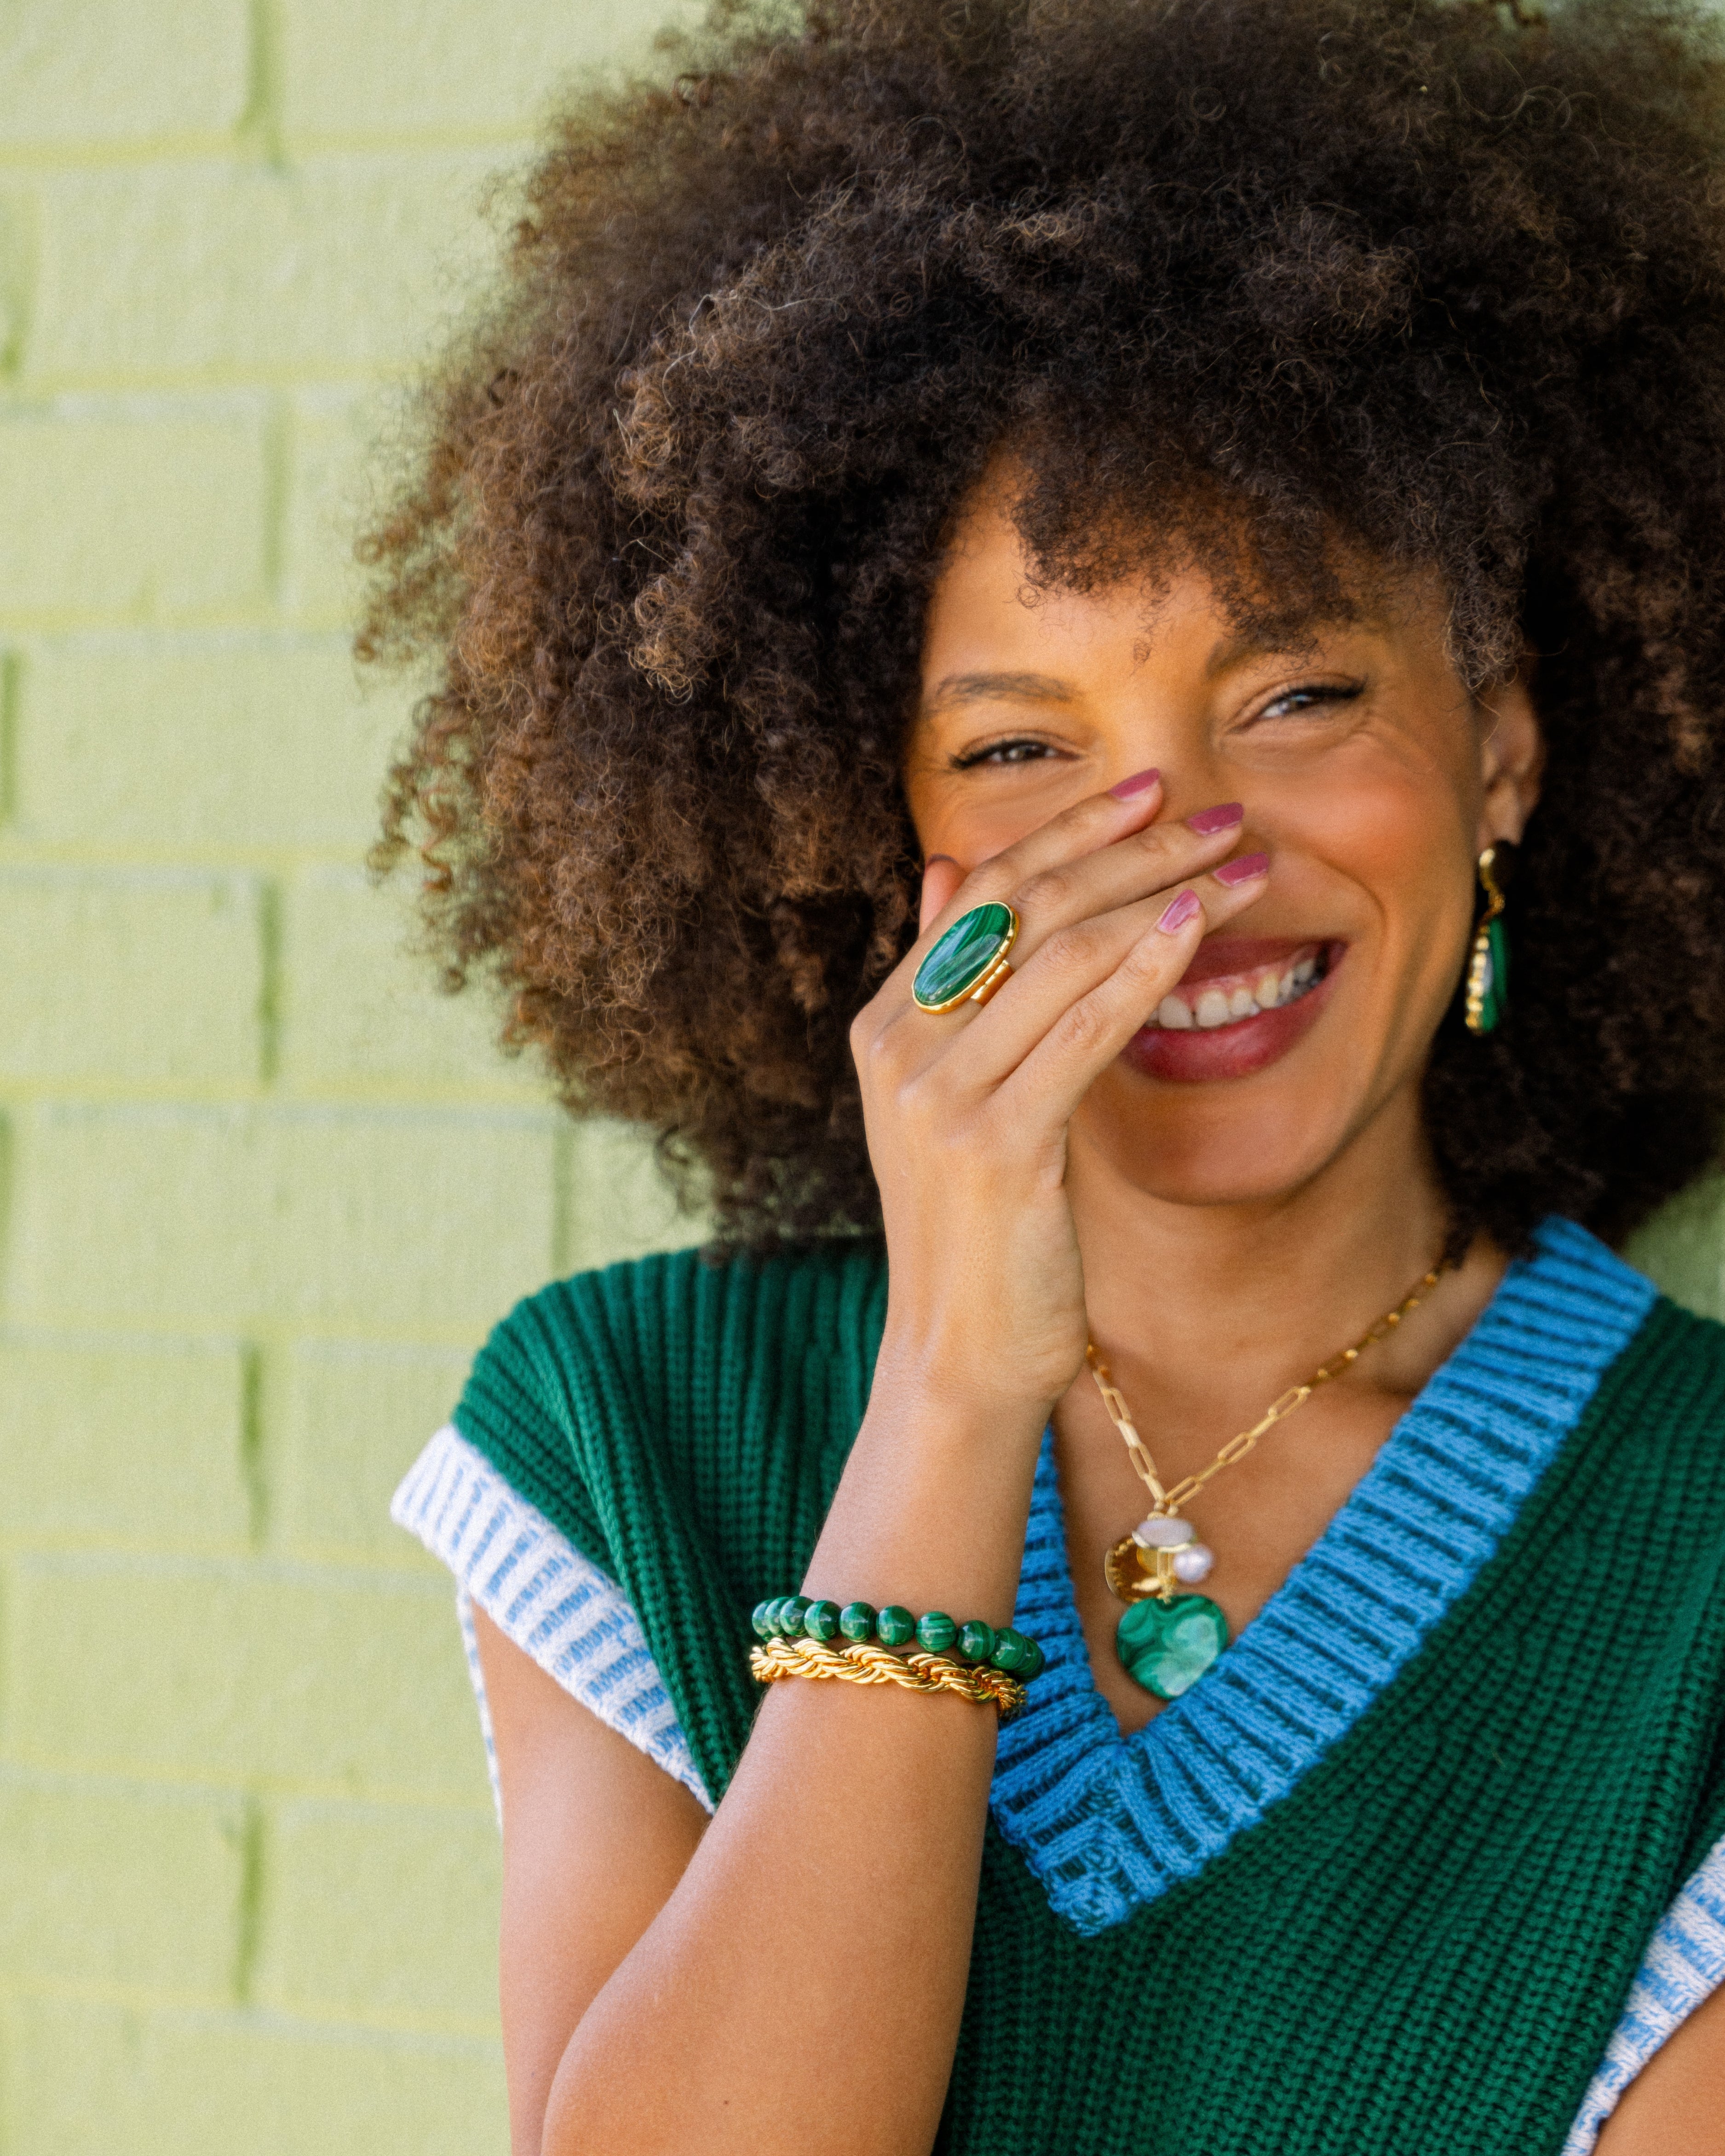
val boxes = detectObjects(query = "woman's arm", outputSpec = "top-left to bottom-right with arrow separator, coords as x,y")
1593,1979 -> 1725,2156
474,1608 -> 707,2155
487,778 -> 1263,2156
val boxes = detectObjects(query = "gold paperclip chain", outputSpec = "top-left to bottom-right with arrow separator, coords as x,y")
1087,1262 -> 1447,1518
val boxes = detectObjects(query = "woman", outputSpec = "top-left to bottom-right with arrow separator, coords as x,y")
374,2 -> 1725,2149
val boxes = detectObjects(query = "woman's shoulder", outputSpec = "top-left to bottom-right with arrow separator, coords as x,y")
450,1235 -> 890,1550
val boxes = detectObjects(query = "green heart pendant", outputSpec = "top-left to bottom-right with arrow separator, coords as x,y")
1116,1594 -> 1229,1700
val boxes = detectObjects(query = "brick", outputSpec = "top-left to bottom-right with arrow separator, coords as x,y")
283,388 -> 392,625
8,1104 -> 559,1334
0,1772 -> 243,1994
5,1998 -> 507,2156
28,156 -> 502,386
0,406 -> 266,621
259,1800 -> 500,2028
282,1343 -> 470,1564
282,866 -> 549,1100
280,0 -> 704,141
0,0 -> 249,147
7,1555 -> 489,1798
1625,1173 -> 1725,1321
0,1336 -> 249,1550
563,1116 -> 706,1273
13,635 -> 409,855
0,868 -> 263,1086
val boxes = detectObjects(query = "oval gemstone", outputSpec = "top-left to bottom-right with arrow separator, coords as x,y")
956,1619 -> 996,1664
912,903 -> 1016,1011
803,1597 -> 842,1641
780,1594 -> 812,1637
876,1604 -> 916,1647
1115,1594 -> 1229,1699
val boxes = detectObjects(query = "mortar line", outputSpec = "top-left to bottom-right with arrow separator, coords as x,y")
233,1793 -> 267,2004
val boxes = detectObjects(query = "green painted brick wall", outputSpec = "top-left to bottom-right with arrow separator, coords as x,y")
2,6 -> 1725,2151
0,5 -> 700,2150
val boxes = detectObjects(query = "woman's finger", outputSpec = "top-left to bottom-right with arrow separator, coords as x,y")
918,856 -> 965,933
972,857 -> 1271,1110
903,799 -> 1251,1012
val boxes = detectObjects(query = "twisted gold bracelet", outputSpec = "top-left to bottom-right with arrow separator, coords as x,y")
749,1634 -> 1028,1718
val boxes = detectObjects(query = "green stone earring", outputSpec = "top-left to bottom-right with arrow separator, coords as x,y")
1465,846 -> 1509,1036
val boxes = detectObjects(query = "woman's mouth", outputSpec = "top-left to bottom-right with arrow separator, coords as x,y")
1123,937 -> 1344,1084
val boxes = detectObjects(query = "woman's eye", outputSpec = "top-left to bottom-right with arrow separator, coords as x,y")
951,737 -> 1063,769
1255,682 -> 1363,724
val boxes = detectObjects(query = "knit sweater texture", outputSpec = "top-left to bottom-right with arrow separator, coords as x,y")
452,1221 -> 1725,2155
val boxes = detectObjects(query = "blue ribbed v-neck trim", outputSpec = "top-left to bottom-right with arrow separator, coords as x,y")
989,1217 -> 1658,1935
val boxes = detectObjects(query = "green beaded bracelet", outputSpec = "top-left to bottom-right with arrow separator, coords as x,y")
748,1595 -> 1046,1682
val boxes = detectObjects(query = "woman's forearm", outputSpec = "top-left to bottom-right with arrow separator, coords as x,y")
540,1379 -> 1046,2156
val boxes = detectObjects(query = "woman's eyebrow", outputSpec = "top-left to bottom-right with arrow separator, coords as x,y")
922,670 -> 1075,715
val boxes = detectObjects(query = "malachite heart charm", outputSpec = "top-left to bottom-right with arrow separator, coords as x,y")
1116,1593 -> 1229,1700
912,902 -> 1019,1012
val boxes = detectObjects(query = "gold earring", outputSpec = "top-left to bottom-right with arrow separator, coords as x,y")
1464,846 -> 1509,1036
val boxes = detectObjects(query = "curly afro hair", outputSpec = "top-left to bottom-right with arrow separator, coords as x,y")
361,0 -> 1725,1254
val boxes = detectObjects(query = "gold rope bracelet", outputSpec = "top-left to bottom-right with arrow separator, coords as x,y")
749,1635 -> 1028,1718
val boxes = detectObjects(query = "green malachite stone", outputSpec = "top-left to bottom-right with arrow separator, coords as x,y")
912,902 -> 1016,1010
780,1594 -> 812,1637
876,1604 -> 916,1646
1014,1637 -> 1046,1682
751,1600 -> 776,1640
803,1597 -> 841,1641
990,1626 -> 1032,1672
1478,914 -> 1509,1032
917,1610 -> 958,1654
1116,1594 -> 1229,1699
957,1619 -> 996,1663
839,1600 -> 877,1643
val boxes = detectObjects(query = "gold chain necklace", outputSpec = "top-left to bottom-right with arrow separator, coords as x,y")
1084,1261 -> 1447,1700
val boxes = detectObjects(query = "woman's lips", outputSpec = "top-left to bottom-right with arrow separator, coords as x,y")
1123,938 -> 1346,1084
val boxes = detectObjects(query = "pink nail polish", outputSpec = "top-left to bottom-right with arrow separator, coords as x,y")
923,854 -> 957,868
1109,767 -> 1162,800
1156,889 -> 1202,933
1186,802 -> 1244,834
1213,850 -> 1270,887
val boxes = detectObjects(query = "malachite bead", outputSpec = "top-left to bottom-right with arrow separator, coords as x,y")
1014,1637 -> 1046,1682
990,1626 -> 1032,1672
876,1604 -> 916,1647
956,1619 -> 996,1664
916,1610 -> 958,1654
751,1600 -> 777,1641
911,902 -> 1017,1012
839,1600 -> 877,1643
803,1597 -> 841,1641
1115,1593 -> 1229,1699
781,1594 -> 813,1637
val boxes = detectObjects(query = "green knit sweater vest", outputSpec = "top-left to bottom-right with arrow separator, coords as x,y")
454,1233 -> 1725,2155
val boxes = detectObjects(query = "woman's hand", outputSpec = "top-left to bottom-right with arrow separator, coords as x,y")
851,773 -> 1268,1424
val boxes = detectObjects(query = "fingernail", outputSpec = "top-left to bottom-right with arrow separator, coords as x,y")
1156,889 -> 1202,934
1213,850 -> 1270,888
1186,801 -> 1244,834
1108,767 -> 1162,800
923,854 -> 957,868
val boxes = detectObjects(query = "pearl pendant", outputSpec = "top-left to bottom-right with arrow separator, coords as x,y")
1172,1542 -> 1215,1584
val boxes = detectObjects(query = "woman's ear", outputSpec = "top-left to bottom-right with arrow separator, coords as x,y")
1476,664 -> 1544,851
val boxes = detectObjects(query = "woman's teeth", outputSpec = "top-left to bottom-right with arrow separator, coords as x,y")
1150,950 -> 1321,1031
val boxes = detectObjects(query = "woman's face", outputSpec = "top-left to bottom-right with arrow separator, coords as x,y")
903,482 -> 1544,1210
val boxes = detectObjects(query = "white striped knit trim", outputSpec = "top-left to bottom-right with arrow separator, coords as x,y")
1562,1830 -> 1725,2153
391,1425 -> 712,1817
